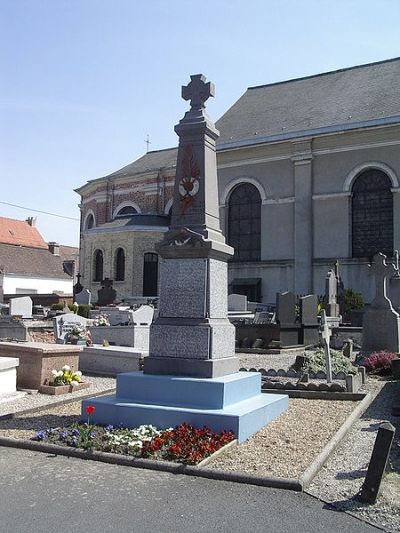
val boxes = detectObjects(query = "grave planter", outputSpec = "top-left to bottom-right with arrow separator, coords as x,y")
39,382 -> 90,395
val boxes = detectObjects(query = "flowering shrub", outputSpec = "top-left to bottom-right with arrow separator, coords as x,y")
50,365 -> 82,387
362,351 -> 397,375
32,422 -> 235,464
92,314 -> 110,327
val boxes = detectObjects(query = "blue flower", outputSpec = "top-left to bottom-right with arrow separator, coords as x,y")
71,428 -> 79,437
35,430 -> 46,441
71,435 -> 78,446
59,430 -> 68,440
105,425 -> 114,432
88,432 -> 96,439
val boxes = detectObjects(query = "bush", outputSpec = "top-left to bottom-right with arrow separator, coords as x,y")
343,288 -> 363,323
298,347 -> 357,375
362,351 -> 397,375
77,304 -> 91,318
50,303 -> 64,311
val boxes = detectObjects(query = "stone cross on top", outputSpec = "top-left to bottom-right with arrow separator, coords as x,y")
182,74 -> 215,110
370,252 -> 396,308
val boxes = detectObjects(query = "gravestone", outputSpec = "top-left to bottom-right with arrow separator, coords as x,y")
359,422 -> 395,504
75,288 -> 91,305
132,305 -> 154,325
334,260 -> 345,317
324,269 -> 340,317
9,296 -> 32,318
362,253 -> 400,353
53,313 -> 88,344
299,294 -> 319,345
73,273 -> 83,298
228,293 -> 248,312
97,278 -> 117,306
0,317 -> 30,341
276,292 -> 296,324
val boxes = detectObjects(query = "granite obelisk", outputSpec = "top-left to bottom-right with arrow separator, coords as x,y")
145,74 -> 239,378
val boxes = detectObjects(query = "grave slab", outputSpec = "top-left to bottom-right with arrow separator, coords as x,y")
0,357 -> 19,395
0,341 -> 82,390
79,346 -> 144,376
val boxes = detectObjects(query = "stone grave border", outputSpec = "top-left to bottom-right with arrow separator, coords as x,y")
239,367 -> 365,396
0,388 -> 377,492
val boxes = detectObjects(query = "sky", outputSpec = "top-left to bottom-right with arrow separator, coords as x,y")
1,0 -> 400,247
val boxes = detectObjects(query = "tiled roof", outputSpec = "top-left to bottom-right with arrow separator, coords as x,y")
216,57 -> 400,148
0,217 -> 48,249
0,243 -> 72,279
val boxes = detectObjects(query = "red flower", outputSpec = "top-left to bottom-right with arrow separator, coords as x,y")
85,405 -> 95,415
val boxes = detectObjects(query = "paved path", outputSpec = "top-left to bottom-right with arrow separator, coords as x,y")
0,447 -> 379,533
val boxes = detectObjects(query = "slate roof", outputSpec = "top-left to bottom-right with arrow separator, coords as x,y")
216,57 -> 400,148
0,243 -> 72,279
78,58 -> 400,185
0,217 -> 48,249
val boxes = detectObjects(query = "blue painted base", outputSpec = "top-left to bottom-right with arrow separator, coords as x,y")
82,371 -> 288,443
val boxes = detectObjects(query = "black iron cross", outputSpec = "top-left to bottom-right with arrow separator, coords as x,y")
182,74 -> 215,109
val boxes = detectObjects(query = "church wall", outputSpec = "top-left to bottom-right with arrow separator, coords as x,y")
80,229 -> 166,302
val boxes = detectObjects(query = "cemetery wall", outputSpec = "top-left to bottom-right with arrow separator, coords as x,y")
2,274 -> 72,295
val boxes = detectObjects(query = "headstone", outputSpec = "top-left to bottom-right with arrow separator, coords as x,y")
228,293 -> 248,312
276,292 -> 296,324
9,296 -> 32,318
253,311 -> 271,324
97,278 -> 117,306
343,339 -> 353,358
324,269 -> 340,317
359,422 -> 395,504
300,294 -> 318,326
131,305 -> 154,325
320,310 -> 332,383
53,313 -> 88,343
362,253 -> 400,353
334,259 -> 345,317
75,288 -> 91,305
73,273 -> 83,297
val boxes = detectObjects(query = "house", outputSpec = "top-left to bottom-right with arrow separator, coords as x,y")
0,216 -> 78,303
75,58 -> 400,303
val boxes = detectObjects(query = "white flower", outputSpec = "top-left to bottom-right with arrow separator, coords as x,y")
62,365 -> 70,372
51,370 -> 58,376
57,370 -> 64,377
70,381 -> 79,386
74,371 -> 82,377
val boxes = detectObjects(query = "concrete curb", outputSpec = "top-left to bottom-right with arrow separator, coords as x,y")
0,436 -> 302,492
0,388 -> 116,421
299,392 -> 375,488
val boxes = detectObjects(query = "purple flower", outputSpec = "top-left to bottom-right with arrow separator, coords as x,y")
35,431 -> 46,441
71,428 -> 79,437
88,432 -> 96,439
71,435 -> 78,446
59,430 -> 68,440
105,425 -> 114,432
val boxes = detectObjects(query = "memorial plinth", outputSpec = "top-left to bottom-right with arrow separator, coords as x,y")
82,75 -> 288,442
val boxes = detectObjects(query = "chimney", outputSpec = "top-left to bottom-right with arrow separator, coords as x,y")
48,242 -> 60,256
26,217 -> 36,227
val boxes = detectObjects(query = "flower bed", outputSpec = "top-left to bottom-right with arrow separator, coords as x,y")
39,382 -> 90,395
32,410 -> 235,465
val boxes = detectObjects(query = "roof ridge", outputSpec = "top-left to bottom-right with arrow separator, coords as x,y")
248,56 -> 400,91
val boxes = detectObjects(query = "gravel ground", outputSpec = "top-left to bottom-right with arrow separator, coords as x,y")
238,351 -> 298,370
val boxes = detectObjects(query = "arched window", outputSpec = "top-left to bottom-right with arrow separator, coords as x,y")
85,213 -> 95,229
352,169 -> 393,258
143,253 -> 158,296
93,250 -> 103,282
116,205 -> 137,217
114,248 -> 125,281
227,183 -> 261,261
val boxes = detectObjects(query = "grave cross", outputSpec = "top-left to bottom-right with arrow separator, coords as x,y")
182,74 -> 215,110
320,310 -> 332,383
369,253 -> 396,308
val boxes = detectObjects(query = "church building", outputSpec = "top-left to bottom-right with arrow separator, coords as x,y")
75,58 -> 400,304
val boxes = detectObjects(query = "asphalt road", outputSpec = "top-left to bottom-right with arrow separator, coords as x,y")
0,447 -> 379,533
